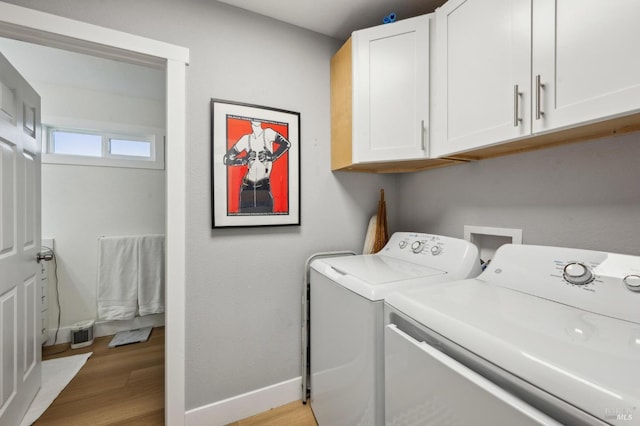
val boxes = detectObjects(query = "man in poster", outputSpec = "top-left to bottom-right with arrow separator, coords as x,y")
223,119 -> 291,214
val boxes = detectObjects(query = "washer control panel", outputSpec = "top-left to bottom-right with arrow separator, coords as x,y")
381,232 -> 481,277
483,244 -> 640,324
394,234 -> 445,257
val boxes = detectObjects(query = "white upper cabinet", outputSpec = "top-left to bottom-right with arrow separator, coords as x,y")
432,0 -> 531,157
532,0 -> 640,133
433,0 -> 640,157
352,14 -> 431,163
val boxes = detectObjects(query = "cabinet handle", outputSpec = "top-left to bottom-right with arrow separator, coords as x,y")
536,74 -> 545,120
513,84 -> 522,127
420,120 -> 426,151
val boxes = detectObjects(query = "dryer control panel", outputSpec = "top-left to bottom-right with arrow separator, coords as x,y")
482,244 -> 640,324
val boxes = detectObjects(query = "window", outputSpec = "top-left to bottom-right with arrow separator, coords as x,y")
51,131 -> 102,156
109,138 -> 152,157
44,126 -> 164,169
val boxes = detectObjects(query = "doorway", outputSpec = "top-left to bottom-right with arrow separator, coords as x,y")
0,5 -> 188,424
0,37 -> 167,344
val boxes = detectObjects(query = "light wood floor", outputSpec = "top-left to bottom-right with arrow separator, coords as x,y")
227,401 -> 317,426
38,327 -> 317,425
38,326 -> 165,425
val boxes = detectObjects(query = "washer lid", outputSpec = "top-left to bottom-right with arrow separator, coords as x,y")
325,255 -> 445,283
312,255 -> 446,300
385,280 -> 640,425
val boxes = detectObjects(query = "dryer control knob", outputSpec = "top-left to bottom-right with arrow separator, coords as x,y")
623,275 -> 640,292
430,245 -> 442,255
563,262 -> 594,285
411,241 -> 424,254
398,241 -> 408,249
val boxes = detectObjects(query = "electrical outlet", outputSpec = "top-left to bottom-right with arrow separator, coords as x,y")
42,238 -> 54,250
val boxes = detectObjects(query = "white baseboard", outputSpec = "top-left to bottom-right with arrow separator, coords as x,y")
185,376 -> 303,426
43,313 -> 165,346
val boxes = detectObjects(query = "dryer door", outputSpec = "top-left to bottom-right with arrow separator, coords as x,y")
384,324 -> 560,425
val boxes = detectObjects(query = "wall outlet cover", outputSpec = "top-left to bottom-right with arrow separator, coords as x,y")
42,238 -> 54,250
464,225 -> 522,263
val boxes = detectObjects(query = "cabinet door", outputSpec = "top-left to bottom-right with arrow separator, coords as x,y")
352,15 -> 430,163
532,0 -> 640,133
432,0 -> 531,157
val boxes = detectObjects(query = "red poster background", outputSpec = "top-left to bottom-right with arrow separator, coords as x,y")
226,116 -> 289,214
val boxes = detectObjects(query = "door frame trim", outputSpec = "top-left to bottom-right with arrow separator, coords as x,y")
0,3 -> 189,425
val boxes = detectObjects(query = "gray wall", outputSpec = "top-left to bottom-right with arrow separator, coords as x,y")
397,132 -> 640,256
5,0 -> 399,409
11,0 -> 639,414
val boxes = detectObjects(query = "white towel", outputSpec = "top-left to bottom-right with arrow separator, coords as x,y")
138,235 -> 165,316
97,236 -> 138,320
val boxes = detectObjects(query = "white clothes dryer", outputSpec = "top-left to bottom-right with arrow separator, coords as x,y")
309,232 -> 481,426
385,244 -> 640,425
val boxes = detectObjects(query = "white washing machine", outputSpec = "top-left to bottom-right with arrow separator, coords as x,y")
385,244 -> 640,425
310,232 -> 481,426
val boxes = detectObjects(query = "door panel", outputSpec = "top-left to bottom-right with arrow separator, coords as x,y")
0,81 -> 17,126
23,275 -> 37,376
532,0 -> 640,132
1,288 -> 17,410
433,0 -> 531,157
0,141 -> 16,257
23,152 -> 36,249
0,51 -> 41,425
353,15 -> 430,163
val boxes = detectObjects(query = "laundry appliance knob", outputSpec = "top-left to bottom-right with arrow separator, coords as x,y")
623,275 -> 640,292
411,241 -> 425,254
563,262 -> 594,285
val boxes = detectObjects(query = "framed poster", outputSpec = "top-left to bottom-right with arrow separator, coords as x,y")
211,99 -> 300,228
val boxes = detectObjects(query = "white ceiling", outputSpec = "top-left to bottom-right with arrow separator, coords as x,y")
216,0 -> 447,41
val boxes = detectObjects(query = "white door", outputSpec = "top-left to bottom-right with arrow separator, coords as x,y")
432,0 -> 531,157
352,14 -> 430,163
0,51 -> 41,425
532,0 -> 640,133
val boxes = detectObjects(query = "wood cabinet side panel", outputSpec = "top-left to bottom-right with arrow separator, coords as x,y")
331,38 -> 353,170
